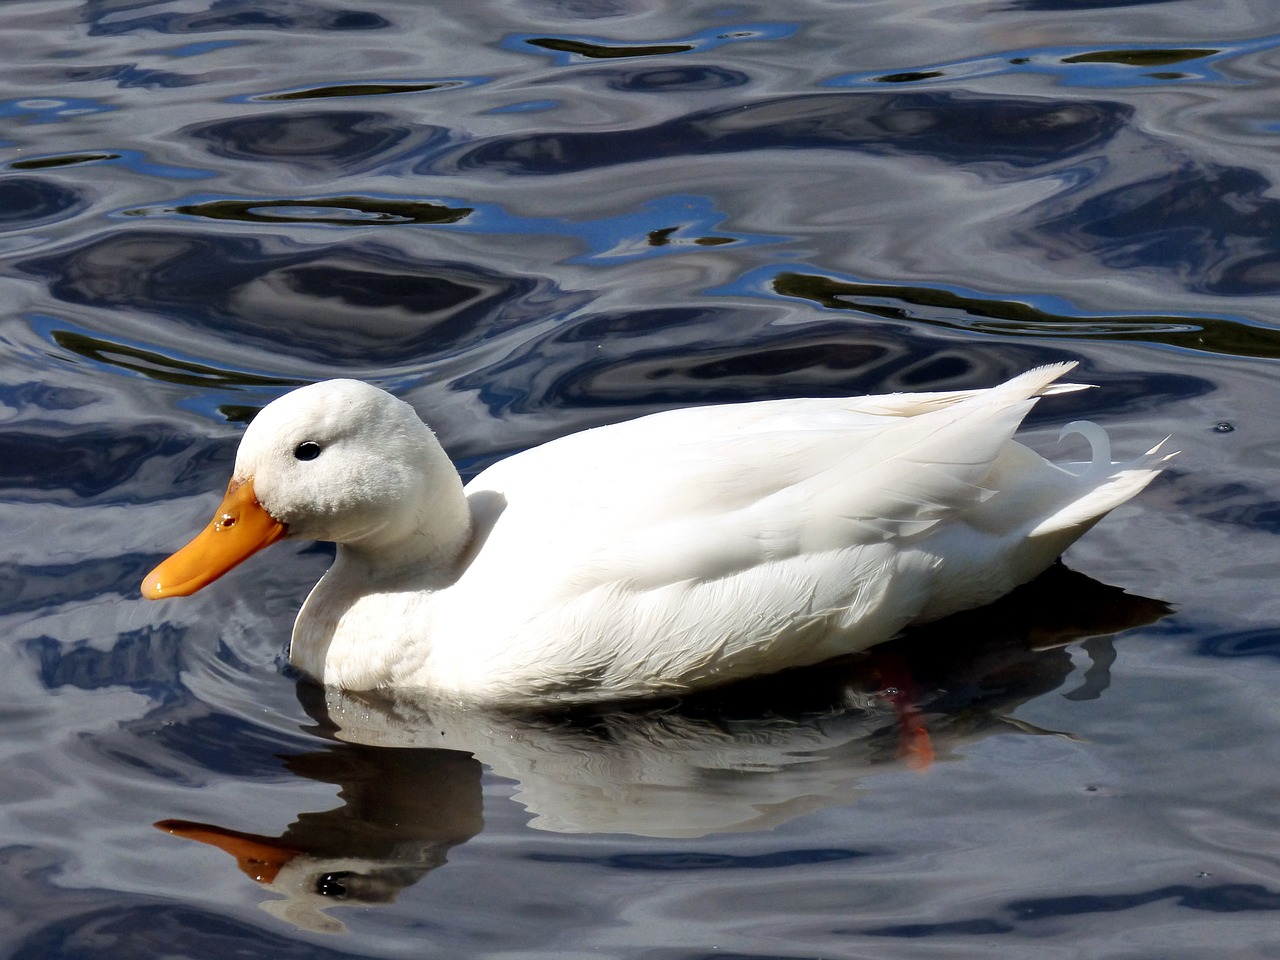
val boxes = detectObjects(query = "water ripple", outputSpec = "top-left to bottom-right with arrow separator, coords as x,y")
185,110 -> 422,168
0,177 -> 84,227
129,195 -> 473,226
429,91 -> 1130,175
764,268 -> 1280,359
504,23 -> 798,65
84,4 -> 390,37
18,233 -> 546,371
254,79 -> 470,102
859,882 -> 1280,938
824,38 -> 1280,89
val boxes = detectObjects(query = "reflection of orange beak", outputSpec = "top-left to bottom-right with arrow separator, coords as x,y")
156,819 -> 302,884
142,478 -> 286,599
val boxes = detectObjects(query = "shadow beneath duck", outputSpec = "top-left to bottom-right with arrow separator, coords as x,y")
157,563 -> 1168,933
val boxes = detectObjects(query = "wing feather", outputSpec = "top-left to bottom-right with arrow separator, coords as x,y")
467,364 -> 1078,595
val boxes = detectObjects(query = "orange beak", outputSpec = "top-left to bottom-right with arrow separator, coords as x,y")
142,478 -> 287,599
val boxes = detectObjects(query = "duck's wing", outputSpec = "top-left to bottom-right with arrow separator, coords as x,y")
469,364 -> 1079,592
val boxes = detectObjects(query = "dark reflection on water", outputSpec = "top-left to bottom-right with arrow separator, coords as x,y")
20,232 -> 540,368
0,427 -> 189,499
3,554 -> 158,614
773,270 -> 1280,360
862,883 -> 1280,939
257,80 -> 467,102
1006,0 -> 1186,9
48,62 -> 205,91
1038,161 -> 1280,295
7,897 -> 362,960
432,92 -> 1131,175
580,65 -> 751,92
1059,48 -> 1217,67
502,317 -> 898,409
525,37 -> 696,59
0,177 -> 84,226
1201,499 -> 1280,535
0,380 -> 97,411
161,196 -> 473,226
1196,627 -> 1280,659
51,329 -> 303,388
8,153 -> 120,171
186,111 -> 423,167
83,3 -> 390,36
29,626 -> 185,698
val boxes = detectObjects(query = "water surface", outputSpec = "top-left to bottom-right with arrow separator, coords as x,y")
4,1 -> 1280,957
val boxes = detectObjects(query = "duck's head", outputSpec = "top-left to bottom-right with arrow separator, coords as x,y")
142,380 -> 467,600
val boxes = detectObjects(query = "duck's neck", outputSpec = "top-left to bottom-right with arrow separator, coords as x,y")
335,469 -> 474,587
289,429 -> 476,690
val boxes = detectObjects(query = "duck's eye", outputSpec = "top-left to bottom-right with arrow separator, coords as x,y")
294,441 -> 322,462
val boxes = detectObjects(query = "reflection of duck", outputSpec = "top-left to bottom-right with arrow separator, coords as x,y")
159,746 -> 482,934
157,567 -> 1167,932
142,364 -> 1170,704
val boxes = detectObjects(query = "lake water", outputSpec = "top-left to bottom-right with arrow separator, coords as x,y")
4,0 -> 1280,956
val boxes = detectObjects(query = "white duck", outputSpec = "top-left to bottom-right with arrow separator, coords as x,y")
142,363 -> 1170,705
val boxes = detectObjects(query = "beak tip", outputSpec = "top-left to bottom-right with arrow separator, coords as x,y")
142,567 -> 197,600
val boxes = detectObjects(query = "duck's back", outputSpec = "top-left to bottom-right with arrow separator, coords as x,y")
403,364 -> 1164,703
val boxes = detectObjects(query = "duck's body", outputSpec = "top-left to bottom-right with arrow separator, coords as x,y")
144,364 -> 1170,705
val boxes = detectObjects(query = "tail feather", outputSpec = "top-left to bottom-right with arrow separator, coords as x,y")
1057,420 -> 1112,477
1029,435 -> 1175,537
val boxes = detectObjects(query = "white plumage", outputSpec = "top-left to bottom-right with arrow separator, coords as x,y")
143,363 -> 1171,705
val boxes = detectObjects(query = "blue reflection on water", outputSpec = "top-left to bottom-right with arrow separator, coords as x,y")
0,97 -> 115,121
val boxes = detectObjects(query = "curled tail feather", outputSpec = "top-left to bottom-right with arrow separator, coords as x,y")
1029,428 -> 1175,538
1058,420 -> 1111,479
